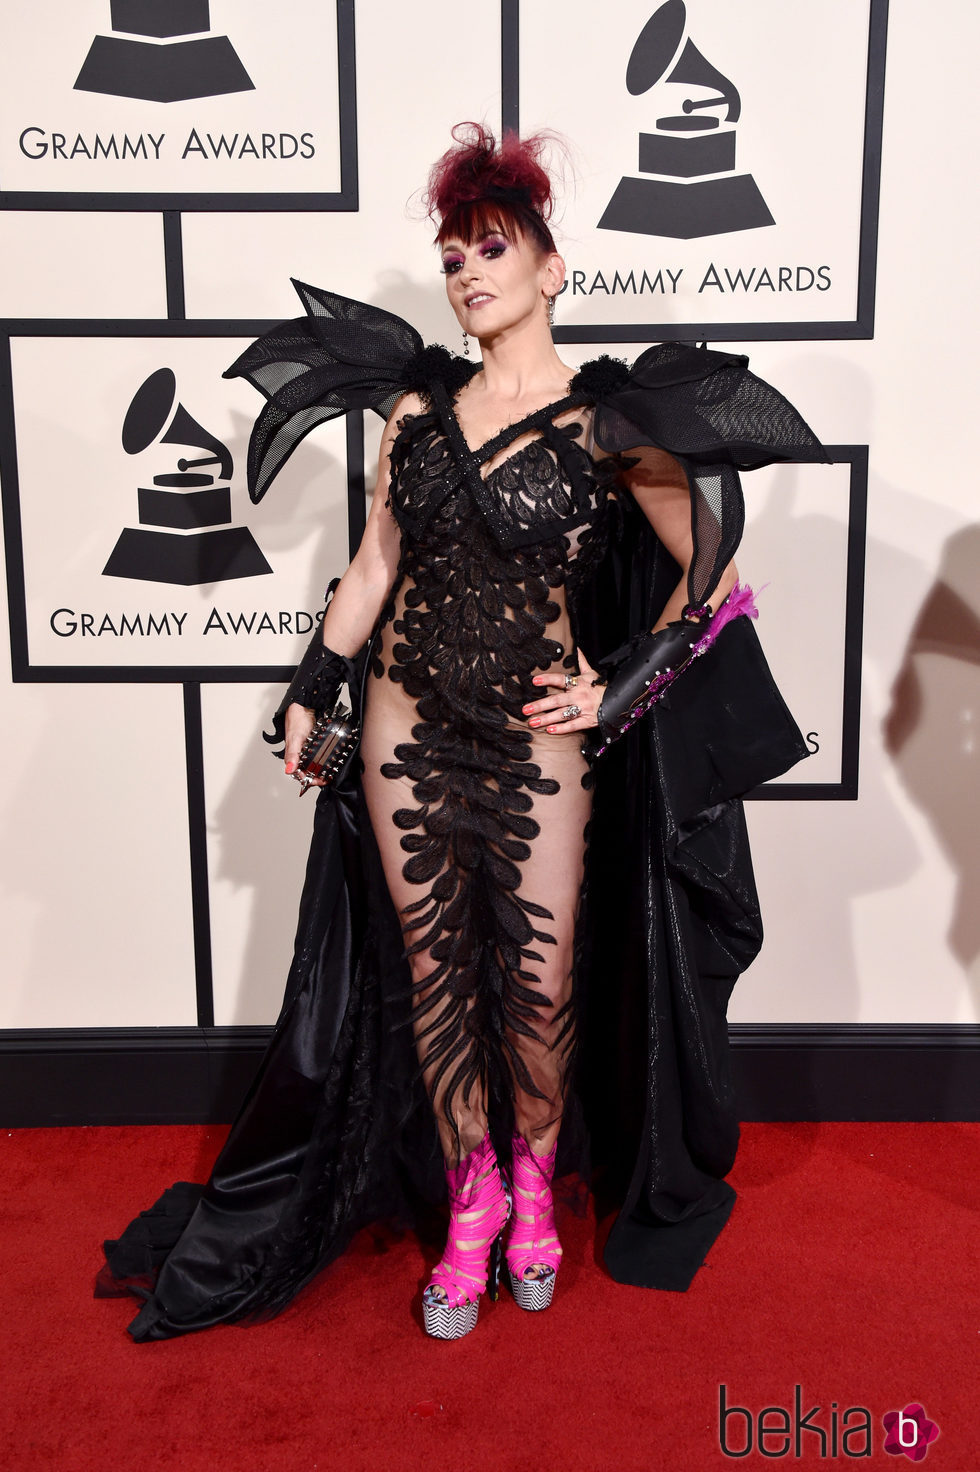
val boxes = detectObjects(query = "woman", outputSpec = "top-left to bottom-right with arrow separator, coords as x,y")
97,122 -> 824,1341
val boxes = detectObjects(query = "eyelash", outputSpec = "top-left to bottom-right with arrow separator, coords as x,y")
441,243 -> 506,275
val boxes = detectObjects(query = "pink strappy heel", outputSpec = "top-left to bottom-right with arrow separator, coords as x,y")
503,1134 -> 563,1311
422,1130 -> 512,1340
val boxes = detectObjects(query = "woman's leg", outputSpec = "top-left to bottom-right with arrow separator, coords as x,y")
361,678 -> 515,1335
499,728 -> 590,1289
504,728 -> 591,1152
359,682 -> 488,1165
363,675 -> 590,1147
361,671 -> 589,1325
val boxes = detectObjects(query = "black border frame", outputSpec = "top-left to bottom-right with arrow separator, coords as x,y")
0,321 -> 369,1029
501,0 -> 890,342
0,0 -> 359,214
747,445 -> 867,803
0,323 -> 366,688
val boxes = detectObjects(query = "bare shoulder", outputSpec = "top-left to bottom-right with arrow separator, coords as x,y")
379,390 -> 428,455
392,388 -> 427,419
385,389 -> 426,431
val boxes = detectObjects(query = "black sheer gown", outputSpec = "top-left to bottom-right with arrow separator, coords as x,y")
95,285 -> 826,1339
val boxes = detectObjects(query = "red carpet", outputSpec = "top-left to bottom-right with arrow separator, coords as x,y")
2,1122 -> 975,1470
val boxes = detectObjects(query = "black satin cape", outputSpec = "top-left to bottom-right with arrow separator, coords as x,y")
95,285 -> 821,1339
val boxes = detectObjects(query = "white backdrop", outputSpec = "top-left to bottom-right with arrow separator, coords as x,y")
1,2 -> 977,1033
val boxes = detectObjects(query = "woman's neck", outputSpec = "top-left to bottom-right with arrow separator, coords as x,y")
469,317 -> 570,402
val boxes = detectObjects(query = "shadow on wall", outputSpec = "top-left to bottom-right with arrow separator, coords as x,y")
204,459 -> 365,1028
735,349 -> 973,1027
885,524 -> 980,991
208,676 -> 322,1026
738,462 -> 923,1022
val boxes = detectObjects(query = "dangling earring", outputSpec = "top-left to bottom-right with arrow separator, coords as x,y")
547,295 -> 556,329
462,328 -> 470,357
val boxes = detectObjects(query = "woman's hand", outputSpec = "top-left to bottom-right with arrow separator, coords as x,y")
283,701 -> 321,782
521,648 -> 604,735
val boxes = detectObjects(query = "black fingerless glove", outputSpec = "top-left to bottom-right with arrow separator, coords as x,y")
594,607 -> 712,750
263,603 -> 354,758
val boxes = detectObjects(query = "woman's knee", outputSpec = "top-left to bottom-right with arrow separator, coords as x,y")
523,953 -> 574,1019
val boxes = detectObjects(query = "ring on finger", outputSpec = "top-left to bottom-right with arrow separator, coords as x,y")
564,672 -> 579,690
561,704 -> 581,720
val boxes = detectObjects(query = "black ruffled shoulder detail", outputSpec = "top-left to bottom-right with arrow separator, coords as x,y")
587,338 -> 830,613
400,343 -> 479,407
569,354 -> 631,399
590,340 -> 828,469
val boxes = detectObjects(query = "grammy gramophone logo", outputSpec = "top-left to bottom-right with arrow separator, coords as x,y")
599,0 -> 773,240
75,0 -> 253,104
102,368 -> 271,587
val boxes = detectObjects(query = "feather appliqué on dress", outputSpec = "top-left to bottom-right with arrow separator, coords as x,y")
372,409 -> 616,1132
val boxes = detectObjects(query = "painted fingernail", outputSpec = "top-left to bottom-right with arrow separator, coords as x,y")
529,718 -> 540,726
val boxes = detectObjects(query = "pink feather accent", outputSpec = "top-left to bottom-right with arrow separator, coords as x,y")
686,578 -> 761,662
703,579 -> 760,639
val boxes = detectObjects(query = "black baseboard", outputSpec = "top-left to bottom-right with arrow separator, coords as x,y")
1,1024 -> 977,1128
729,1024 -> 980,1122
0,1026 -> 272,1127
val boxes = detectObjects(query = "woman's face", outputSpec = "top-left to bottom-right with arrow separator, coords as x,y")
440,227 -> 559,340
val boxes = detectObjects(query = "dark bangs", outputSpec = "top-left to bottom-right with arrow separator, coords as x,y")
435,200 -> 556,257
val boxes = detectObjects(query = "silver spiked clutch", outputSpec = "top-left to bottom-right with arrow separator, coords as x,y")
292,697 -> 359,795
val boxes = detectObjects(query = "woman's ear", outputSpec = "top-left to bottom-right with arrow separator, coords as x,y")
544,251 -> 566,298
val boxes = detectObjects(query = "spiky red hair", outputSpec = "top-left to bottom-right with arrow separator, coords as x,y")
423,121 -> 561,255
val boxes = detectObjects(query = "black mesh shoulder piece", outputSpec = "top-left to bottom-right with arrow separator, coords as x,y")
588,342 -> 829,608
223,280 -> 478,502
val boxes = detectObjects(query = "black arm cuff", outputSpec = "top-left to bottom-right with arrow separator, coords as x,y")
263,579 -> 357,754
596,610 -> 710,746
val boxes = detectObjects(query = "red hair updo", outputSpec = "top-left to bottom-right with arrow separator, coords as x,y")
422,121 -> 565,257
